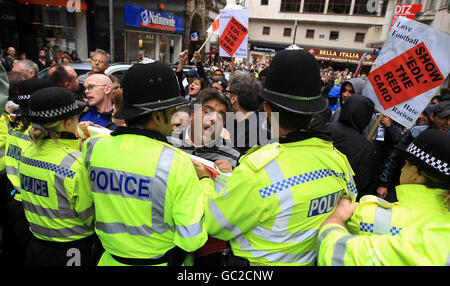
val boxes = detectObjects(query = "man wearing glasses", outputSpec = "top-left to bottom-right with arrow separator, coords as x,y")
78,74 -> 114,128
90,49 -> 110,75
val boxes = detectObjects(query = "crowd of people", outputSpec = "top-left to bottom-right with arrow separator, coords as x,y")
0,42 -> 448,267
1,41 -> 85,76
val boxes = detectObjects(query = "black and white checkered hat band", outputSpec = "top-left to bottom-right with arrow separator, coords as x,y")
406,143 -> 449,176
29,102 -> 79,118
17,94 -> 31,100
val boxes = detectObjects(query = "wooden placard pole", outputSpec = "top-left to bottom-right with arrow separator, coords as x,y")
366,114 -> 384,140
231,57 -> 235,77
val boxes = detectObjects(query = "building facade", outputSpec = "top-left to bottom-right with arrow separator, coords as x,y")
245,0 -> 449,70
0,0 -> 89,63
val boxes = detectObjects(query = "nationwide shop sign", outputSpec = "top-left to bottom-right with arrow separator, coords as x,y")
190,32 -> 200,42
389,4 -> 422,32
219,9 -> 249,58
363,17 -> 450,129
125,4 -> 183,34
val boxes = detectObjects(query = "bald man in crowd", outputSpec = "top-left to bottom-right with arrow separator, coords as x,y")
78,74 -> 114,127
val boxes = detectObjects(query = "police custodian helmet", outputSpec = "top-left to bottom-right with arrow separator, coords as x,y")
114,61 -> 189,120
261,48 -> 328,115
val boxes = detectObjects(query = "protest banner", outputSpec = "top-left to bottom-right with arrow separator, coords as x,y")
219,8 -> 248,58
389,4 -> 422,32
363,16 -> 450,129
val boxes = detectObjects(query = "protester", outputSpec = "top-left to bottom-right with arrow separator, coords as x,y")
225,71 -> 267,155
168,88 -> 239,266
172,105 -> 191,132
106,75 -> 125,130
324,95 -> 383,200
211,77 -> 228,95
78,74 -> 113,127
176,50 -> 208,102
330,77 -> 367,122
168,88 -> 240,168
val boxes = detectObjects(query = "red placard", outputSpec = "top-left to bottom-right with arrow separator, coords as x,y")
219,17 -> 248,57
390,4 -> 422,31
368,42 -> 445,110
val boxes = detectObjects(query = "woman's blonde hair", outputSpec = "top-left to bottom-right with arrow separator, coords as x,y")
28,119 -> 66,148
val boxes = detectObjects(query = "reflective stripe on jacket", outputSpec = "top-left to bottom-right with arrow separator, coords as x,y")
202,138 -> 357,266
0,114 -> 9,173
347,184 -> 450,236
318,222 -> 450,266
19,138 -> 94,242
5,125 -> 32,201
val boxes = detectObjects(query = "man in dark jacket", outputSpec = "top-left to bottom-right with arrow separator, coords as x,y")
325,95 -> 383,201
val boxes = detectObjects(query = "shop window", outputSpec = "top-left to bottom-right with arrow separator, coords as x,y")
303,0 -> 325,13
280,0 -> 301,12
261,0 -> 269,5
284,28 -> 292,37
328,0 -> 352,14
330,31 -> 339,40
428,0 -> 437,10
306,29 -> 315,38
355,32 -> 365,42
263,26 -> 271,35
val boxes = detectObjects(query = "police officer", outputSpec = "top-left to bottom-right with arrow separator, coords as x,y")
82,61 -> 208,266
3,78 -> 54,265
317,198 -> 450,266
19,87 -> 94,266
344,129 -> 450,237
193,48 -> 357,266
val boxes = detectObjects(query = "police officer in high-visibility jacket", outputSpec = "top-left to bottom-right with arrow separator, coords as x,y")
318,200 -> 450,266
318,129 -> 450,266
3,78 -> 55,265
82,62 -> 208,266
345,129 -> 450,237
19,87 -> 94,266
193,48 -> 357,266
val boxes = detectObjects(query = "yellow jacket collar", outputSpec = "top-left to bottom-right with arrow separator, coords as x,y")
396,184 -> 448,208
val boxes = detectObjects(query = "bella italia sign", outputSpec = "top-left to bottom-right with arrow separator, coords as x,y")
125,4 -> 183,34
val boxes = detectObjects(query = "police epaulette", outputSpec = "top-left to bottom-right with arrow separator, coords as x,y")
359,195 -> 396,209
244,143 -> 281,171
